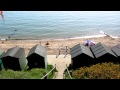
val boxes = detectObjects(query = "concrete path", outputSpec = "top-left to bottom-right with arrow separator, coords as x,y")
47,55 -> 71,79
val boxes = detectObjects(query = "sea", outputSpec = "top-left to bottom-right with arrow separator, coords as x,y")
0,11 -> 120,40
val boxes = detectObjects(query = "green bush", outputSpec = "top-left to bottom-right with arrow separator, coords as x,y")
72,62 -> 120,79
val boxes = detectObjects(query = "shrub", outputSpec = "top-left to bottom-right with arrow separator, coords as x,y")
72,62 -> 120,79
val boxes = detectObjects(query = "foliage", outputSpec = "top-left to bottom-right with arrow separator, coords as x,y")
64,71 -> 73,79
0,65 -> 55,79
65,71 -> 70,79
72,62 -> 120,79
46,64 -> 55,79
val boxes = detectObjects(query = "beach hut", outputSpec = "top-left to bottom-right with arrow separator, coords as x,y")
70,43 -> 94,70
90,42 -> 117,64
0,49 -> 5,70
111,44 -> 120,63
1,46 -> 27,71
27,44 -> 47,69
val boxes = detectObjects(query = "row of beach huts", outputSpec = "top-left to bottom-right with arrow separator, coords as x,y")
0,42 -> 120,71
0,44 -> 47,71
71,42 -> 120,69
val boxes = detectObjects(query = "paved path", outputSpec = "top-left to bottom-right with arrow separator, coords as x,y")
47,55 -> 71,79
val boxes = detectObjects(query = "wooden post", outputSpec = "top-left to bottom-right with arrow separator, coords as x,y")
56,49 -> 60,58
59,49 -> 60,55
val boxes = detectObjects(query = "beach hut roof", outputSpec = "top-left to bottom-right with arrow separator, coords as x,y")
2,46 -> 24,59
0,49 -> 5,55
70,43 -> 94,59
90,42 -> 116,58
111,44 -> 120,57
27,44 -> 46,57
70,43 -> 94,69
115,44 -> 120,49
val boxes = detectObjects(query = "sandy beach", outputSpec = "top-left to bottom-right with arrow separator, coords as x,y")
0,35 -> 120,56
1,35 -> 120,79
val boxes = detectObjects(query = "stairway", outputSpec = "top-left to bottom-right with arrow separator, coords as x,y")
47,55 -> 71,79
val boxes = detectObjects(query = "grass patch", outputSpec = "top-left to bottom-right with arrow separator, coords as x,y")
46,65 -> 55,79
64,64 -> 74,79
65,71 -> 71,79
0,65 -> 55,79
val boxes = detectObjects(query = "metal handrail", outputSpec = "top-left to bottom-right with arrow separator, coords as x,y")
41,64 -> 56,79
56,46 -> 71,58
64,46 -> 70,58
66,65 -> 72,79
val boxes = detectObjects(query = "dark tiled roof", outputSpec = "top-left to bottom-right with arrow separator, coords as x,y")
0,49 -> 5,56
111,44 -> 120,57
2,46 -> 25,59
91,42 -> 116,58
27,44 -> 46,57
116,44 -> 120,49
70,44 -> 94,59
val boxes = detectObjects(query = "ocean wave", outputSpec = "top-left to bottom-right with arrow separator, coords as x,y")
109,35 -> 119,39
49,34 -> 119,41
99,30 -> 119,39
45,34 -> 107,41
70,34 -> 107,39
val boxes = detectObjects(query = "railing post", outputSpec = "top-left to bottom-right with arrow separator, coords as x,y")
52,70 -> 53,75
55,64 -> 56,68
64,46 -> 70,58
63,72 -> 66,79
66,46 -> 67,53
66,64 -> 72,79
54,64 -> 57,71
58,48 -> 60,56
70,70 -> 72,77
41,65 -> 56,79
56,49 -> 60,58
